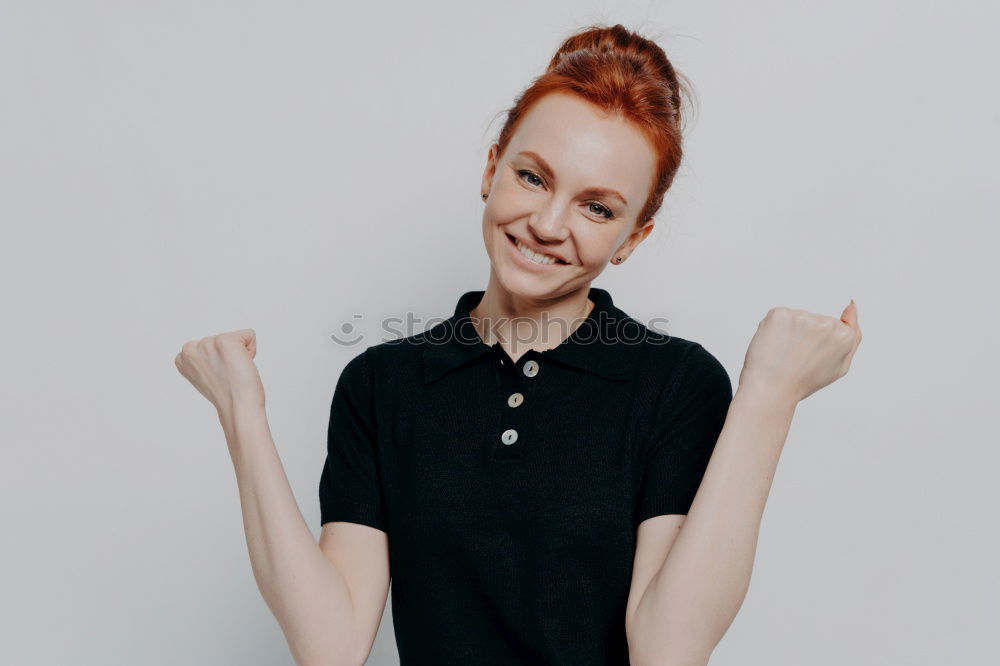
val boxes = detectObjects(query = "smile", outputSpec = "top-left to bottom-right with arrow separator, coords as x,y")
506,233 -> 570,266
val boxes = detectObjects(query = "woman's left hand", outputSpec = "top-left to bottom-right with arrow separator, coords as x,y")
738,301 -> 862,403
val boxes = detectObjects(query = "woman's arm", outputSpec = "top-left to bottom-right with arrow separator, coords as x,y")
627,303 -> 862,665
175,330 -> 364,666
626,386 -> 795,666
222,405 -> 363,666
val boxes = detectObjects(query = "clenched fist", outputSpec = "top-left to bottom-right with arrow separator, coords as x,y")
174,328 -> 265,417
738,301 -> 862,403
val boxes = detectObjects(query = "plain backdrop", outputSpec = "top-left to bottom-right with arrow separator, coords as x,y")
1,1 -> 997,664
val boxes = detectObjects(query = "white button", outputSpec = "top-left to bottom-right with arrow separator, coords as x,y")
507,392 -> 524,408
523,360 -> 539,377
501,428 -> 518,445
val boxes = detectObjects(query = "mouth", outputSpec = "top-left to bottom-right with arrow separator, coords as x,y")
505,233 -> 571,266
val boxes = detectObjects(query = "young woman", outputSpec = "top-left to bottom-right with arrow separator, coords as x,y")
175,24 -> 861,666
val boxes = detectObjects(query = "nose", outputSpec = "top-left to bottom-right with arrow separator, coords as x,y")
526,200 -> 571,243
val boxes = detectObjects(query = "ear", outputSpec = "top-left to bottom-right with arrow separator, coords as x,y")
481,143 -> 499,195
631,217 -> 655,245
614,218 -> 655,261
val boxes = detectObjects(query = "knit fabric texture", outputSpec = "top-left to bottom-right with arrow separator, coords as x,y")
319,286 -> 733,665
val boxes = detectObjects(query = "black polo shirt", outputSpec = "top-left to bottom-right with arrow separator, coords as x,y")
318,286 -> 733,665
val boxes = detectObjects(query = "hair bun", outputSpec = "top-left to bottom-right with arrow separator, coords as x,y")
548,24 -> 687,119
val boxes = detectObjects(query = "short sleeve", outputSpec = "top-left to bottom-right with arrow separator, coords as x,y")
318,349 -> 388,533
635,343 -> 734,526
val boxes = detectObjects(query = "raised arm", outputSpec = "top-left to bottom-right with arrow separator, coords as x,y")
175,329 -> 389,666
626,302 -> 862,665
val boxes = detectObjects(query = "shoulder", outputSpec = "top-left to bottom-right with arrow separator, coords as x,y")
626,320 -> 731,399
610,304 -> 717,371
367,319 -> 447,364
336,319 -> 451,389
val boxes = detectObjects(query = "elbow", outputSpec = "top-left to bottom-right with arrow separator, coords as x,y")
292,639 -> 366,666
297,654 -> 364,666
628,633 -> 715,666
628,621 -> 713,666
628,651 -> 711,666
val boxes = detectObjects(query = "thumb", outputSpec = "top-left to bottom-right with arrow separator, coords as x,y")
840,299 -> 858,329
840,299 -> 862,356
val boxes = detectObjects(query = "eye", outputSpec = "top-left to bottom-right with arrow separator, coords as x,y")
517,169 -> 544,187
587,202 -> 615,220
516,168 -> 615,221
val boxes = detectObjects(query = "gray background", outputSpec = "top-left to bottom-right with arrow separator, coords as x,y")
1,1 -> 996,664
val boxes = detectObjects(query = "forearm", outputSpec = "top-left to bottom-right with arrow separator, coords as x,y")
220,404 -> 361,666
628,386 -> 796,665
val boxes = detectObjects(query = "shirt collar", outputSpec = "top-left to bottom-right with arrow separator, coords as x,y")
422,286 -> 642,384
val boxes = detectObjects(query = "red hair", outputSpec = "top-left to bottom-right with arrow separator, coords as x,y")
492,23 -> 694,228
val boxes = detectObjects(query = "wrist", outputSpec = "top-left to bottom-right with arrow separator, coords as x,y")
218,401 -> 268,443
733,381 -> 799,414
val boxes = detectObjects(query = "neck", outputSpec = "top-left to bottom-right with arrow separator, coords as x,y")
470,273 -> 595,359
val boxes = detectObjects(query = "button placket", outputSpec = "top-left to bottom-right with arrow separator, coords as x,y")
491,351 -> 535,461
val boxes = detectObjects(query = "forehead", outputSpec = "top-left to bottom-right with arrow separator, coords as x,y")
504,91 -> 656,200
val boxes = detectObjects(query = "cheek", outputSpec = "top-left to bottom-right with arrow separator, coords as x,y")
574,227 -> 620,266
489,181 -> 536,220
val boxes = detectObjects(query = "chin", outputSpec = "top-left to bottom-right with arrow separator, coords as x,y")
497,272 -> 550,298
494,259 -> 584,303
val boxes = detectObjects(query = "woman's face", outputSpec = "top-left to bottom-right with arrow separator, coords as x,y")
480,90 -> 657,300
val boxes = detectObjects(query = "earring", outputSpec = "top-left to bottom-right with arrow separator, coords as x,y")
482,193 -> 488,200
614,256 -> 623,264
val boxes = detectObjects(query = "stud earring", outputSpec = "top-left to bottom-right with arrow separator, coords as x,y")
482,193 -> 488,200
614,256 -> 623,264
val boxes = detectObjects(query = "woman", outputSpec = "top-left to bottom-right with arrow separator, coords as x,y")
175,24 -> 861,666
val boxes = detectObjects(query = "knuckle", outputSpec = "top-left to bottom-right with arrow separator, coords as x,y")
766,306 -> 788,321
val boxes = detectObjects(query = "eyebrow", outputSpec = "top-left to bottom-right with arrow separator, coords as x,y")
517,150 -> 629,207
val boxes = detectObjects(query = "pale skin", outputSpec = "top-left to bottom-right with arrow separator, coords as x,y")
175,91 -> 862,666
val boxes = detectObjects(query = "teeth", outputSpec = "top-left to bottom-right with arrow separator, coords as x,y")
515,238 -> 562,265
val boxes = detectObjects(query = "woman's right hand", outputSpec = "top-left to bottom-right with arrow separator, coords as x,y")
174,328 -> 265,418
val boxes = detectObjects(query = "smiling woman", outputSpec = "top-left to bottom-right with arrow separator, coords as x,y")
478,89 -> 663,305
174,21 -> 861,666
